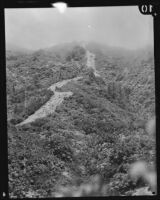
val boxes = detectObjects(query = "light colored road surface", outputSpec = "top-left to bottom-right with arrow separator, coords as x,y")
17,46 -> 99,126
17,76 -> 82,126
86,49 -> 100,77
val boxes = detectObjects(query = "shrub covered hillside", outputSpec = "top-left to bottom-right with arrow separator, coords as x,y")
7,44 -> 86,122
7,42 -> 155,197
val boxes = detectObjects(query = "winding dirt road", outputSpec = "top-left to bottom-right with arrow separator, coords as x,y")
86,50 -> 100,77
17,47 -> 99,126
83,43 -> 100,77
17,77 -> 82,126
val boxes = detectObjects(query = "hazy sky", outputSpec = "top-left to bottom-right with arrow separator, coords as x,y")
5,6 -> 153,50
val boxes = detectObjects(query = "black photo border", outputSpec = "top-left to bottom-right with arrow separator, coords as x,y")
0,0 -> 160,199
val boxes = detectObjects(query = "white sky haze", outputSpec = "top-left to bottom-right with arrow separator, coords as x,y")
5,6 -> 153,50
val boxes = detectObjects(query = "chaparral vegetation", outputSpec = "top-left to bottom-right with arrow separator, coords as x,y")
7,42 -> 155,197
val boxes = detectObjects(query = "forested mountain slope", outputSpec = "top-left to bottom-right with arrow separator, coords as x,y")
7,42 -> 155,197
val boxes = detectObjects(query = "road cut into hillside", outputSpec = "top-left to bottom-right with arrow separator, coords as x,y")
17,47 -> 100,126
86,50 -> 100,77
17,76 -> 82,126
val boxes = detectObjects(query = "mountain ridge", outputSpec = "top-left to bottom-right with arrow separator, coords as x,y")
7,41 -> 155,197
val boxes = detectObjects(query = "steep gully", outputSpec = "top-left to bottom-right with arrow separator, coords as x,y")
17,47 -> 99,126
